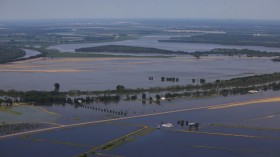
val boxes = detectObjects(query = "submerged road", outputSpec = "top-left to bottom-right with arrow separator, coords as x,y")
1,96 -> 280,140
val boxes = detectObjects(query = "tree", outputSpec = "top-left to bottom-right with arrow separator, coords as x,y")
142,93 -> 146,100
116,85 -> 125,91
156,95 -> 161,101
54,83 -> 60,92
200,79 -> 206,84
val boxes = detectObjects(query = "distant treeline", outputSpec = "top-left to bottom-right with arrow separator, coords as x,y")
75,45 -> 184,54
1,73 -> 280,104
2,45 -> 280,64
84,36 -> 115,42
75,45 -> 280,59
159,33 -> 280,47
0,46 -> 26,63
0,46 -> 47,64
192,48 -> 280,57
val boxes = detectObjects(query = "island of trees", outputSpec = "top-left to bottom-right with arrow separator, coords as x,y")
75,45 -> 181,54
75,45 -> 280,59
159,33 -> 280,47
0,46 -> 26,63
192,48 -> 280,57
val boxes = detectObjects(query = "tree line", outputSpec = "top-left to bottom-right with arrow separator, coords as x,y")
0,46 -> 26,63
0,73 -> 280,104
159,33 -> 280,47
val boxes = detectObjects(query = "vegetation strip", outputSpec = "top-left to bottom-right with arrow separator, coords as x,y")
75,45 -> 177,54
1,72 -> 280,104
0,46 -> 26,63
76,126 -> 154,157
159,34 -> 280,47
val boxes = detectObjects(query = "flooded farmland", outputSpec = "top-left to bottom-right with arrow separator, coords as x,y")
1,91 -> 280,157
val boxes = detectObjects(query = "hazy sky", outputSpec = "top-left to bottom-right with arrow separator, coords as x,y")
0,0 -> 279,20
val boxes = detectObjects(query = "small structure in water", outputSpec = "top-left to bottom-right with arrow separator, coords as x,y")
158,122 -> 174,129
188,122 -> 200,131
248,90 -> 258,94
178,120 -> 200,130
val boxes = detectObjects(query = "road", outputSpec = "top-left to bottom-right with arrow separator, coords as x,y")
1,95 -> 280,140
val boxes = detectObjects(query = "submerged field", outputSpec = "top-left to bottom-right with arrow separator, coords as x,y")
1,92 -> 280,157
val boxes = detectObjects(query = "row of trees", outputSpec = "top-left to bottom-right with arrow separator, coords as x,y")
164,81 -> 280,99
1,73 -> 280,104
192,48 -> 280,57
79,105 -> 128,116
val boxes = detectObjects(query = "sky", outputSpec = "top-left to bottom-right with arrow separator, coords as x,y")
0,0 -> 279,20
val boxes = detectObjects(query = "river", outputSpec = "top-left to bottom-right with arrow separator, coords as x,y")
49,35 -> 280,53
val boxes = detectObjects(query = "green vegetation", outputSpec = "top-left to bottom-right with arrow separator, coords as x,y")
0,46 -> 49,64
159,33 -> 280,47
0,46 -> 26,63
1,73 -> 280,104
75,45 -> 179,54
46,49 -> 171,58
75,45 -> 280,58
193,48 -> 280,57
80,126 -> 154,157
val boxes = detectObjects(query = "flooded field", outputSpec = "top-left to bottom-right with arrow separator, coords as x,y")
2,91 -> 280,157
107,129 -> 280,157
0,123 -> 141,157
0,56 -> 279,91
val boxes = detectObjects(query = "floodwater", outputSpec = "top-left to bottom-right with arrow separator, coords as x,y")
1,91 -> 280,157
21,49 -> 41,58
49,36 -> 280,52
0,56 -> 279,91
42,90 -> 280,125
1,36 -> 280,157
0,106 -> 56,123
0,123 -> 140,157
108,129 -> 280,157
